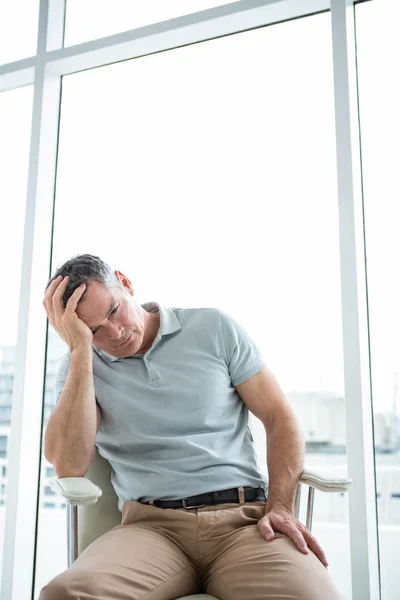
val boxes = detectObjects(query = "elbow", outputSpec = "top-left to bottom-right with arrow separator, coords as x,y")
45,447 -> 93,479
43,427 -> 95,478
51,457 -> 89,479
43,439 -> 56,467
54,466 -> 88,479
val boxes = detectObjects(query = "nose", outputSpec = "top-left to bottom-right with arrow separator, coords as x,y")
106,321 -> 123,340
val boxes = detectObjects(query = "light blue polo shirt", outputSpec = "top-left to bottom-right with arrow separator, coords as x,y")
54,302 -> 267,510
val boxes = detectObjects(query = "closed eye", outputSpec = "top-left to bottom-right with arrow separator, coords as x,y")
91,304 -> 119,334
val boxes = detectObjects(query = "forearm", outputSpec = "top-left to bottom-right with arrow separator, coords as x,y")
44,346 -> 97,477
265,414 -> 305,514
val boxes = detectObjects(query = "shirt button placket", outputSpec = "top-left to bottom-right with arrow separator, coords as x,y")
144,356 -> 160,386
144,356 -> 151,377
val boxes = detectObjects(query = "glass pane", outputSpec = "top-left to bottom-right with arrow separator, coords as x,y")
0,85 -> 33,587
36,13 -> 351,599
0,1 -> 40,64
65,0 -> 234,46
356,3 -> 400,600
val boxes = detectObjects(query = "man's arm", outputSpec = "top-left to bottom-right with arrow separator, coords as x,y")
43,275 -> 101,477
235,367 -> 328,567
235,367 -> 304,512
44,346 -> 101,477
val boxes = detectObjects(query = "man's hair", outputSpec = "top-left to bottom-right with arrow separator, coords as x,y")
46,254 -> 123,308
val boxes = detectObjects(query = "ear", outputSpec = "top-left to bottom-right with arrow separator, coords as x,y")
115,270 -> 134,296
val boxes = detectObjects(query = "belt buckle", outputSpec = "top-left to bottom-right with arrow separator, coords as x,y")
182,497 -> 206,510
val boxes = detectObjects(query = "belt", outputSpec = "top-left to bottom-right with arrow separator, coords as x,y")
144,486 -> 266,509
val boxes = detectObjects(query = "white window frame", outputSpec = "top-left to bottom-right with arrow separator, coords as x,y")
0,1 -> 379,599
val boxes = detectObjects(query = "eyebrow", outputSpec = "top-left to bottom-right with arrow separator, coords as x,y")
89,301 -> 117,333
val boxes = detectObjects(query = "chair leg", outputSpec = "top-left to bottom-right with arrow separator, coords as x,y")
66,504 -> 79,566
294,483 -> 301,519
306,487 -> 315,531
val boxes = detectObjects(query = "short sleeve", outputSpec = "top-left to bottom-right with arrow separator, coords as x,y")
53,351 -> 71,403
218,309 -> 265,387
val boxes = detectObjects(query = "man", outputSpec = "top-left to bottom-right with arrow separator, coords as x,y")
40,254 -> 340,599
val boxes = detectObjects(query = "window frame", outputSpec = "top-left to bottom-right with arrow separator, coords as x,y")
0,1 -> 379,599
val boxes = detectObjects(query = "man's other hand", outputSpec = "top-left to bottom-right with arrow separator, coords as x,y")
257,505 -> 328,567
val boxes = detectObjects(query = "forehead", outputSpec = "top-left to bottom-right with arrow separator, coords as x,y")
76,281 -> 117,325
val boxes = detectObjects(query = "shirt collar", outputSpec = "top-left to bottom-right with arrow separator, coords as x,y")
94,301 -> 181,362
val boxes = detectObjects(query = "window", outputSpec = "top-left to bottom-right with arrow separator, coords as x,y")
0,84 -> 33,588
356,3 -> 400,599
0,0 -> 40,64
0,437 -> 8,459
0,406 -> 11,424
0,393 -> 12,405
0,376 -> 13,393
35,12 -> 351,598
65,0 -> 234,46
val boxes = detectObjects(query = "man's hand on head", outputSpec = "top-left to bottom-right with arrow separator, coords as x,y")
43,275 -> 93,352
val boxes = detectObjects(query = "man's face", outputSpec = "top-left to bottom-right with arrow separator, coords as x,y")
76,278 -> 147,358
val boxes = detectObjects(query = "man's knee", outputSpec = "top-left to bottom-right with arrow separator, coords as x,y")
267,535 -> 341,600
39,568 -> 101,600
284,559 -> 341,600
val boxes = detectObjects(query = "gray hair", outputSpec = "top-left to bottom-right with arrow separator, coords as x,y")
45,254 -> 123,308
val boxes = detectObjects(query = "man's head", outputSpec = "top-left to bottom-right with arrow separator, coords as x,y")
46,254 -> 158,358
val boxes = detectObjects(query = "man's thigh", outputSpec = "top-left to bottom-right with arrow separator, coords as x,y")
39,524 -> 202,600
203,505 -> 341,600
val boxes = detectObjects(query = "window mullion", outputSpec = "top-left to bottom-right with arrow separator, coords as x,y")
330,1 -> 380,598
0,1 -> 65,598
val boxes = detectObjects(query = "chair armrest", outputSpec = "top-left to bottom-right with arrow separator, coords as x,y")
300,467 -> 352,493
48,467 -> 350,507
48,477 -> 103,505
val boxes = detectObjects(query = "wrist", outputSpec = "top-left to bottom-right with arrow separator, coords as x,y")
266,502 -> 294,513
70,343 -> 93,356
265,496 -> 295,515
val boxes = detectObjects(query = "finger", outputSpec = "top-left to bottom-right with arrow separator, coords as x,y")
43,276 -> 64,324
43,275 -> 62,307
65,283 -> 86,314
300,528 -> 328,567
283,526 -> 309,555
52,276 -> 70,318
258,519 -> 275,541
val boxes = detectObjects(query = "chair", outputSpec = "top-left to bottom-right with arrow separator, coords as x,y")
50,449 -> 351,600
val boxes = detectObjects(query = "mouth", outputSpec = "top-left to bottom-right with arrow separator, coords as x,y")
119,332 -> 133,347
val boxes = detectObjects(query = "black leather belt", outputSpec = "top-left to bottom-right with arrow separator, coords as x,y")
144,486 -> 266,509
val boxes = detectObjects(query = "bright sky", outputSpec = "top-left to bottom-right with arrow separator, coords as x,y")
0,1 -> 399,414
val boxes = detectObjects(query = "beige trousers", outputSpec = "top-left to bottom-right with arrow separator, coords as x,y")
40,497 -> 341,600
